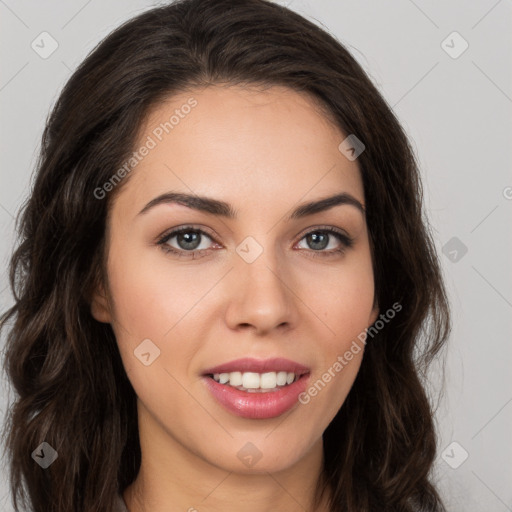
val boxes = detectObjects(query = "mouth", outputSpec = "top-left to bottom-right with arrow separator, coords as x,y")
202,357 -> 310,392
205,370 -> 304,392
201,358 -> 311,419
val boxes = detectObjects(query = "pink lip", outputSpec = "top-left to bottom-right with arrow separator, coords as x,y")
203,374 -> 310,419
202,357 -> 310,376
201,357 -> 311,420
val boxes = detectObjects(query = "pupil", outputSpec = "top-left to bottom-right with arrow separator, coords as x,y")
308,232 -> 328,250
178,231 -> 200,250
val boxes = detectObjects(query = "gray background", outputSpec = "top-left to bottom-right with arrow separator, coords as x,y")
1,0 -> 511,510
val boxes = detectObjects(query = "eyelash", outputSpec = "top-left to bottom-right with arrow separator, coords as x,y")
156,225 -> 354,260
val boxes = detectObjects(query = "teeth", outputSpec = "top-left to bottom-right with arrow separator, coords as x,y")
211,371 -> 300,390
242,372 -> 260,389
229,371 -> 243,386
276,371 -> 288,386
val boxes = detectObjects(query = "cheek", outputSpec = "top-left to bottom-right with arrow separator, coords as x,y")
325,277 -> 374,346
105,243 -> 219,385
307,255 -> 375,349
106,241 -> 210,337
300,253 -> 374,413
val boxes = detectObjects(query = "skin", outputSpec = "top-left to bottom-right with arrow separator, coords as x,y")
91,84 -> 379,512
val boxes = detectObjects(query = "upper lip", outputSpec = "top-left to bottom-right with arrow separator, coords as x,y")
202,357 -> 310,376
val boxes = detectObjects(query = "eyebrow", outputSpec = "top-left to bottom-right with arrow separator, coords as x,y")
137,191 -> 365,220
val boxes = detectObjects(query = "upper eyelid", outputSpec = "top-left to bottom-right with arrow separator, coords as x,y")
158,225 -> 218,243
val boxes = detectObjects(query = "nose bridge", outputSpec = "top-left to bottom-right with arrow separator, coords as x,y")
225,234 -> 297,332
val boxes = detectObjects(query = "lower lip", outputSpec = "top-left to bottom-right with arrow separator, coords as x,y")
203,374 -> 310,419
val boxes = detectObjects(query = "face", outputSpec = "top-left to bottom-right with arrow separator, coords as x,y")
92,84 -> 379,475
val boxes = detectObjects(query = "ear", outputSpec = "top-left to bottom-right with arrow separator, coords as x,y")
90,281 -> 112,323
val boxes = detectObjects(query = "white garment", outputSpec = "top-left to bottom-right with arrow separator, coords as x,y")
115,493 -> 129,512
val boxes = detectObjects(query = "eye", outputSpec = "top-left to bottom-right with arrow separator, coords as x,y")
157,226 -> 218,259
295,227 -> 354,257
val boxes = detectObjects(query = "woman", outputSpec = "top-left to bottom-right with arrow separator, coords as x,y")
0,0 -> 451,511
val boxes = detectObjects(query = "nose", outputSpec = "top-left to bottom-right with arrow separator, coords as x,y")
224,248 -> 299,335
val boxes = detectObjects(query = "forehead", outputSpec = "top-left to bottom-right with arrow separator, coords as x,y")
113,84 -> 364,217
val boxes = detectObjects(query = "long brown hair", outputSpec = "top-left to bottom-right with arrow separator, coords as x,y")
0,0 -> 451,510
